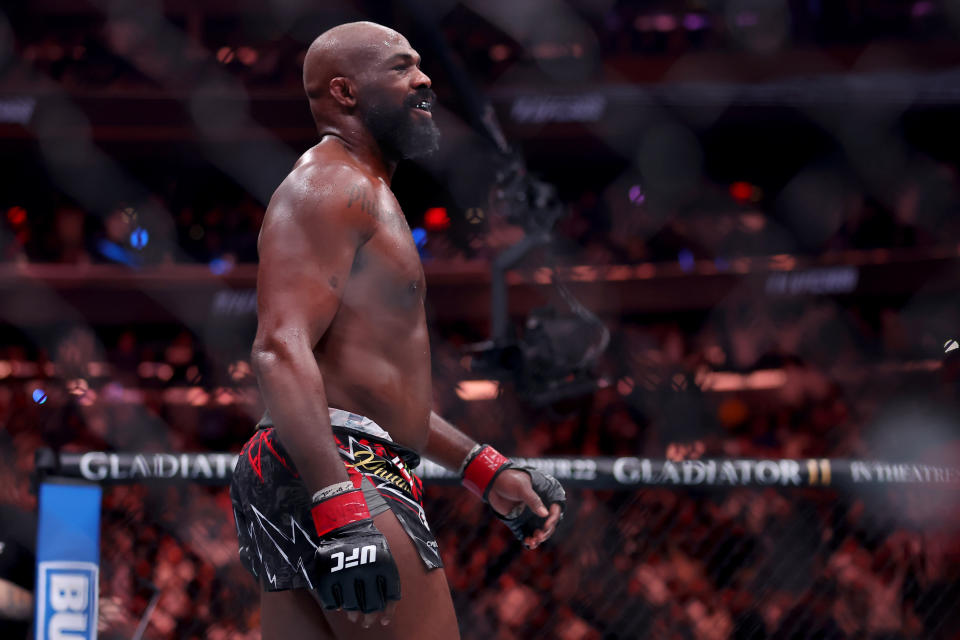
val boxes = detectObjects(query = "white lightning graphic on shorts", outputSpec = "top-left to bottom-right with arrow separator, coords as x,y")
249,504 -> 318,589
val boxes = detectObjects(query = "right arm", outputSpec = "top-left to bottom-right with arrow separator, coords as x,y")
251,164 -> 375,496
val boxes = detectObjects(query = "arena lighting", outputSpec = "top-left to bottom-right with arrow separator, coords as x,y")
455,380 -> 501,401
96,239 -> 136,266
729,181 -> 755,202
86,362 -> 111,377
215,47 -> 235,64
0,97 -> 36,124
628,185 -> 645,205
912,1 -> 935,17
489,44 -> 511,62
652,13 -> 679,32
129,227 -> 149,250
208,256 -> 233,275
683,13 -> 709,30
66,379 -> 89,396
6,205 -> 27,226
228,360 -> 252,381
423,206 -> 450,231
186,387 -> 209,407
32,388 -> 47,405
699,369 -> 788,392
11,362 -> 39,377
411,227 -> 427,248
677,248 -> 695,273
235,46 -> 258,66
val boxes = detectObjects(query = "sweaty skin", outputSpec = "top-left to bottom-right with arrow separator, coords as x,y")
250,21 -> 561,637
257,141 -> 432,454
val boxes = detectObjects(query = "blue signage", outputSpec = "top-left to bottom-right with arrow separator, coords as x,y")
35,482 -> 101,640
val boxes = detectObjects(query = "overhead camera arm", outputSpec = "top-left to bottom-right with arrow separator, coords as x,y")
402,3 -> 608,401
490,229 -> 552,343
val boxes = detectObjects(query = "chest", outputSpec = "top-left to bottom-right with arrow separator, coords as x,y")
349,194 -> 425,309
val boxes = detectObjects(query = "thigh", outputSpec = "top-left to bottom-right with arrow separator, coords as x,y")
261,588 -> 335,640
322,509 -> 461,640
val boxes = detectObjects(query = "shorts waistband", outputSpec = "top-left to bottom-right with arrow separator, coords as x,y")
256,408 -> 393,442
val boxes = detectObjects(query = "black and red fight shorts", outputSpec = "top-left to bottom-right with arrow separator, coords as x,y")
230,425 -> 442,592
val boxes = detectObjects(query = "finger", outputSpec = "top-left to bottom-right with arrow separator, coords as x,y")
530,505 -> 563,544
361,612 -> 377,629
523,489 -> 548,518
542,504 -> 562,530
380,599 -> 398,626
535,521 -> 558,543
539,524 -> 557,543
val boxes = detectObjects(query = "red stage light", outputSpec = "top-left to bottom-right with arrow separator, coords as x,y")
424,207 -> 450,231
7,206 -> 26,227
729,181 -> 754,202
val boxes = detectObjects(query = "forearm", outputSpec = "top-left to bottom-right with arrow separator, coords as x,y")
0,579 -> 32,621
252,346 -> 350,494
423,411 -> 479,471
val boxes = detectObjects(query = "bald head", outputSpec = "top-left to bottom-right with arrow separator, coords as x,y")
303,22 -> 409,102
301,21 -> 439,159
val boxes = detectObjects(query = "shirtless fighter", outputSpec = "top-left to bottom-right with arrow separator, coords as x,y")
229,21 -> 566,640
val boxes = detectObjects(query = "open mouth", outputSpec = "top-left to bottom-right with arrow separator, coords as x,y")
413,100 -> 432,113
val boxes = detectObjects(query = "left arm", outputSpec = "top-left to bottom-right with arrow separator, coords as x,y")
421,411 -> 477,472
423,411 -> 564,549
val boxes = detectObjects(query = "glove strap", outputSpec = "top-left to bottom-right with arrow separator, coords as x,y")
461,444 -> 510,500
310,488 -> 371,537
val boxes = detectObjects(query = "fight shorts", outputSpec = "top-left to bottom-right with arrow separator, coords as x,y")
230,409 -> 443,592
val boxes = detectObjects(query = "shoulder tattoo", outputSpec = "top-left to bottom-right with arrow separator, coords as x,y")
346,185 -> 380,222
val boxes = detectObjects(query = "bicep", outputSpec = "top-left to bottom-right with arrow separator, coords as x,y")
255,187 -> 365,349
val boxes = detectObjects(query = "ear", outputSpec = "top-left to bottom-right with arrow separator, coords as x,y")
329,77 -> 357,108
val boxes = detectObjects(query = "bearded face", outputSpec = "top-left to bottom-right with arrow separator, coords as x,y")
359,85 -> 440,160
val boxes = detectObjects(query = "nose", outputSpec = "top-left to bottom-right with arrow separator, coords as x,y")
411,67 -> 431,89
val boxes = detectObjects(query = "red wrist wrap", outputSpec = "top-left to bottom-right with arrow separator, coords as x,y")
310,490 -> 371,537
462,445 -> 509,500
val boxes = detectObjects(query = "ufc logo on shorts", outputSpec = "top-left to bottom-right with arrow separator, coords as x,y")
330,545 -> 377,572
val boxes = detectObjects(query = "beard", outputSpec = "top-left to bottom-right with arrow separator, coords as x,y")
360,88 -> 440,160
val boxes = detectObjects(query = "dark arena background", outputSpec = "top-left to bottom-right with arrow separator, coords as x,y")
2,1 -> 960,639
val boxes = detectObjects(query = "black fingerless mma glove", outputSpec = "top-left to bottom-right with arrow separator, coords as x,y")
310,488 -> 401,613
461,445 -> 567,545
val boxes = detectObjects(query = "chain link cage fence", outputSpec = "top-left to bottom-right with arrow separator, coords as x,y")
4,1 -> 960,639
36,453 -> 960,640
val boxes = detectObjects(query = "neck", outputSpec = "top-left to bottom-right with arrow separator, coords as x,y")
317,123 -> 397,183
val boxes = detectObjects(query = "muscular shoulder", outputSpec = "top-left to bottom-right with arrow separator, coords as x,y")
262,151 -> 379,247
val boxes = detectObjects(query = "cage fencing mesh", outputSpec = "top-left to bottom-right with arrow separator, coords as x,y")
93,480 -> 960,640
